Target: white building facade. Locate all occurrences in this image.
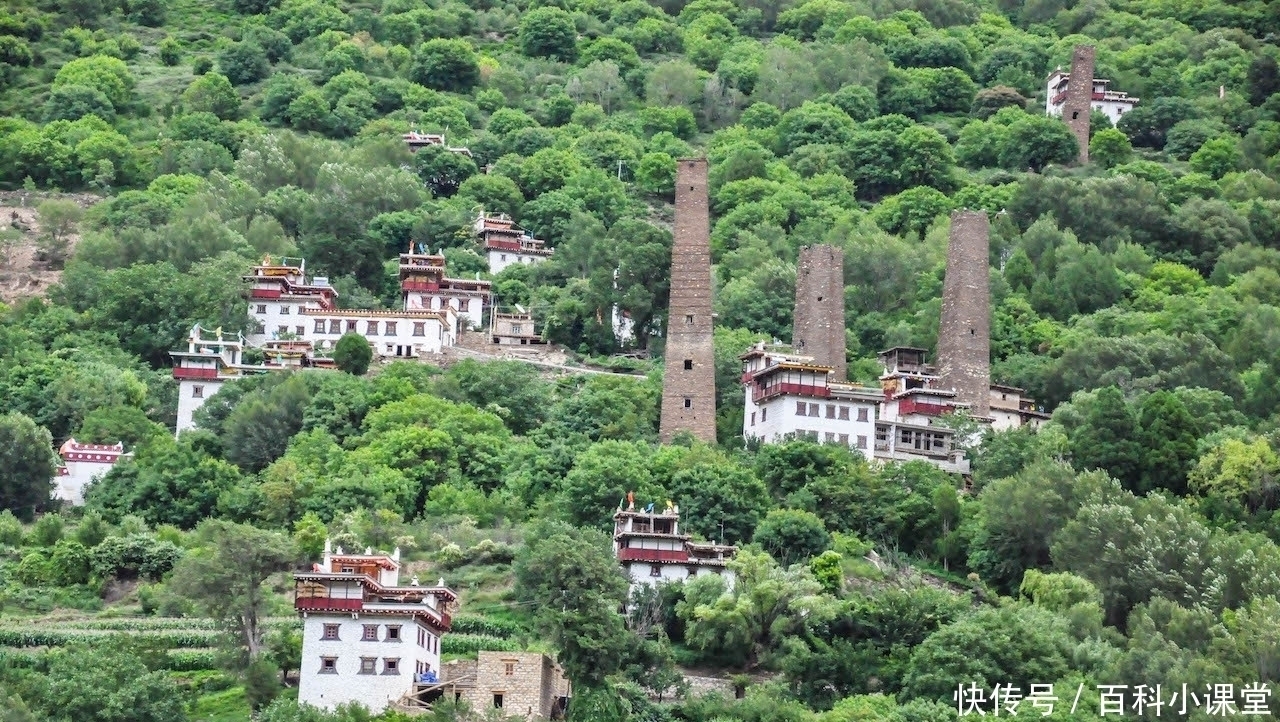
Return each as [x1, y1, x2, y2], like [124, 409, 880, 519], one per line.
[295, 544, 456, 713]
[54, 439, 129, 505]
[1046, 70, 1139, 126]
[613, 502, 735, 596]
[474, 211, 553, 275]
[741, 344, 881, 457]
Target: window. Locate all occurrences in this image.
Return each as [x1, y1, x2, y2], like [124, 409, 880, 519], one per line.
[330, 320, 341, 334]
[839, 434, 849, 445]
[359, 657, 377, 675]
[493, 693, 504, 708]
[277, 325, 288, 335]
[413, 322, 425, 336]
[750, 412, 756, 426]
[256, 304, 267, 314]
[460, 299, 470, 312]
[385, 625, 401, 642]
[857, 435, 868, 449]
[761, 407, 766, 421]
[683, 397, 692, 408]
[511, 324, 523, 334]
[296, 325, 305, 336]
[825, 404, 835, 419]
[383, 658, 400, 675]
[685, 314, 694, 324]
[384, 322, 397, 336]
[366, 321, 378, 335]
[1071, 110, 1079, 120]
[320, 657, 338, 674]
[500, 254, 507, 261]
[504, 661, 515, 676]
[322, 624, 340, 640]
[684, 359, 693, 370]
[314, 320, 326, 333]
[808, 403, 819, 416]
[858, 408, 869, 422]
[346, 320, 357, 332]
[838, 406, 849, 420]
[280, 305, 290, 315]
[650, 565, 662, 576]
[192, 385, 204, 399]
[796, 401, 807, 416]
[363, 625, 379, 641]
[825, 432, 836, 442]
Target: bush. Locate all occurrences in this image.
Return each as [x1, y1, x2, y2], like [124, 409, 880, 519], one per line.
[158, 37, 181, 66]
[192, 56, 213, 75]
[218, 42, 270, 85]
[520, 7, 578, 62]
[90, 534, 183, 581]
[31, 513, 64, 547]
[333, 333, 372, 376]
[0, 510, 24, 546]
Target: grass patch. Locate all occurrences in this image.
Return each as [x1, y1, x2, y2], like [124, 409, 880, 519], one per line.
[190, 686, 250, 722]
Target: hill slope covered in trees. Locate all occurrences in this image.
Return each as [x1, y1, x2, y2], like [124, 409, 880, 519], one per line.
[2, 0, 1280, 720]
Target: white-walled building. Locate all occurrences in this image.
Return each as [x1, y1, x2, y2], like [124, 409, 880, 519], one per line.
[54, 439, 129, 505]
[171, 326, 282, 433]
[741, 343, 881, 457]
[1046, 69, 1139, 126]
[613, 500, 735, 595]
[989, 384, 1050, 431]
[403, 131, 473, 157]
[473, 211, 553, 275]
[874, 348, 971, 475]
[490, 307, 545, 346]
[399, 248, 488, 331]
[295, 543, 457, 714]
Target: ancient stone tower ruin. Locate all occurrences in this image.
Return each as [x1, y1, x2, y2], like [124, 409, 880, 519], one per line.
[792, 245, 846, 381]
[1062, 44, 1096, 165]
[660, 158, 717, 443]
[936, 210, 991, 419]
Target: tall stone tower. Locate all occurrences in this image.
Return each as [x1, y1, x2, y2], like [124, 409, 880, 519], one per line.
[936, 210, 991, 419]
[1062, 44, 1096, 165]
[792, 245, 846, 381]
[659, 158, 717, 443]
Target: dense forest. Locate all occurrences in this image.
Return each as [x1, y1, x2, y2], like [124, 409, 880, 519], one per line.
[2, 0, 1280, 719]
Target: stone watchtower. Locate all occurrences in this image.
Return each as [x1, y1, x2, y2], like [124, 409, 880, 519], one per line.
[935, 211, 991, 419]
[659, 158, 717, 443]
[792, 245, 846, 381]
[1062, 45, 1096, 164]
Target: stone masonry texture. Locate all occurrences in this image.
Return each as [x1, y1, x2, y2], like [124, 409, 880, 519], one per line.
[793, 245, 847, 381]
[1063, 44, 1096, 165]
[660, 158, 717, 443]
[936, 210, 991, 419]
[442, 652, 568, 720]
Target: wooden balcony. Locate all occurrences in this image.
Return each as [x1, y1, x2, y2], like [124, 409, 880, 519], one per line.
[618, 548, 689, 563]
[173, 367, 219, 380]
[295, 597, 363, 612]
[752, 383, 831, 403]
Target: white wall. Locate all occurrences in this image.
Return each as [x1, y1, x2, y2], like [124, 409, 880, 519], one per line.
[403, 292, 484, 331]
[306, 313, 452, 357]
[249, 296, 315, 345]
[486, 249, 546, 275]
[743, 391, 877, 460]
[177, 379, 223, 434]
[299, 615, 441, 713]
[55, 461, 114, 505]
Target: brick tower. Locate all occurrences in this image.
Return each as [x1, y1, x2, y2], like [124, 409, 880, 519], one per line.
[792, 245, 846, 381]
[935, 210, 990, 419]
[1062, 45, 1096, 164]
[660, 158, 717, 443]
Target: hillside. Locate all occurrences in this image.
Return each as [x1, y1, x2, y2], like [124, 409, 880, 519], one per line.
[2, 0, 1280, 720]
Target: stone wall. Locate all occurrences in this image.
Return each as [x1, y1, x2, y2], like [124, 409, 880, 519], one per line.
[660, 158, 717, 443]
[1063, 44, 1096, 164]
[445, 652, 567, 720]
[792, 244, 846, 380]
[935, 211, 991, 419]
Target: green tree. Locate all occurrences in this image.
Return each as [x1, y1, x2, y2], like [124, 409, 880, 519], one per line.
[414, 144, 478, 197]
[514, 520, 632, 686]
[1089, 127, 1132, 169]
[333, 332, 372, 376]
[27, 643, 188, 722]
[753, 508, 832, 566]
[158, 37, 181, 66]
[42, 84, 116, 123]
[218, 42, 270, 86]
[411, 39, 479, 93]
[1189, 136, 1243, 179]
[0, 413, 57, 520]
[680, 548, 828, 670]
[1069, 386, 1142, 490]
[181, 73, 241, 120]
[36, 199, 82, 268]
[169, 520, 297, 659]
[1135, 390, 1200, 496]
[52, 55, 134, 111]
[520, 7, 579, 62]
